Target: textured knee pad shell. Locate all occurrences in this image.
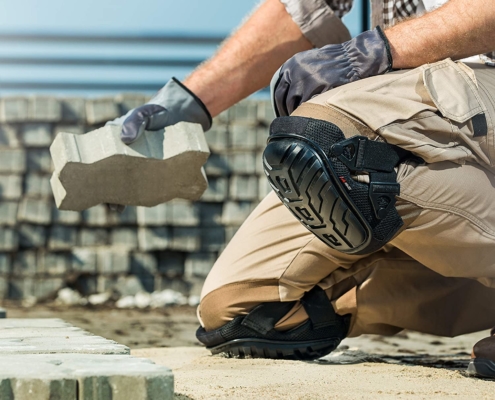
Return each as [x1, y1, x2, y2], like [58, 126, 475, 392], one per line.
[263, 116, 411, 255]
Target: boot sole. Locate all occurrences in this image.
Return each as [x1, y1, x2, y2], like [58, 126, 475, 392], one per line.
[467, 358, 495, 378]
[208, 337, 341, 360]
[263, 136, 368, 253]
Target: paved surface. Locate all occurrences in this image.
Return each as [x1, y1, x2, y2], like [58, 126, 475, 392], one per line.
[0, 318, 173, 399]
[50, 122, 210, 211]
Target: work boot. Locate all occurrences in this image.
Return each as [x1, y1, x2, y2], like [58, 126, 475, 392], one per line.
[467, 328, 495, 378]
[196, 286, 350, 360]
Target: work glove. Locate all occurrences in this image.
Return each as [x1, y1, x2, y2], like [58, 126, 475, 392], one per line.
[107, 77, 212, 144]
[272, 27, 393, 117]
[105, 78, 211, 212]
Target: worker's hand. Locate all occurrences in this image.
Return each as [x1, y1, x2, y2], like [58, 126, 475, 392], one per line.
[107, 77, 212, 144]
[272, 27, 393, 117]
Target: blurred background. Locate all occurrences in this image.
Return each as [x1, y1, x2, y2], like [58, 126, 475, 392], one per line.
[0, 0, 367, 96]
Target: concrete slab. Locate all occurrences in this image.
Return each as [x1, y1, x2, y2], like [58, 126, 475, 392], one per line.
[0, 318, 129, 354]
[0, 319, 173, 399]
[50, 122, 210, 211]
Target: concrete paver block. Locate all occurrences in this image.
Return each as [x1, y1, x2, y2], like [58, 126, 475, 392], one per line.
[85, 98, 119, 124]
[200, 176, 228, 202]
[137, 204, 168, 226]
[17, 198, 51, 225]
[0, 202, 19, 226]
[48, 225, 77, 250]
[0, 309, 5, 318]
[24, 174, 52, 198]
[0, 125, 20, 148]
[27, 149, 53, 173]
[0, 97, 28, 122]
[229, 175, 259, 201]
[78, 228, 108, 247]
[0, 175, 22, 200]
[21, 123, 53, 147]
[50, 122, 210, 211]
[138, 227, 170, 252]
[0, 229, 18, 252]
[61, 98, 86, 122]
[18, 224, 46, 248]
[27, 97, 62, 122]
[0, 149, 26, 173]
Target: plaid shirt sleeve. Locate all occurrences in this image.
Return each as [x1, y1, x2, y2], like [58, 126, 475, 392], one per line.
[383, 0, 420, 27]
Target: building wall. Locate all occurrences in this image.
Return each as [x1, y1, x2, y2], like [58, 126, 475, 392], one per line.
[0, 94, 275, 301]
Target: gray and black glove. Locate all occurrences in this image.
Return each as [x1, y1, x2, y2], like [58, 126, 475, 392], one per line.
[108, 77, 212, 144]
[272, 27, 393, 117]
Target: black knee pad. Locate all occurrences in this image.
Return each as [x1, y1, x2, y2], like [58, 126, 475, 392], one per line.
[196, 286, 350, 360]
[263, 116, 414, 255]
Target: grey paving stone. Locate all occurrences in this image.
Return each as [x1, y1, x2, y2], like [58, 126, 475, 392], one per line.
[204, 125, 228, 152]
[131, 252, 158, 276]
[212, 109, 229, 125]
[52, 205, 81, 225]
[185, 252, 217, 278]
[0, 228, 18, 251]
[85, 97, 120, 125]
[0, 278, 8, 300]
[17, 198, 51, 225]
[48, 226, 78, 251]
[17, 224, 45, 248]
[20, 123, 53, 147]
[110, 228, 138, 249]
[157, 252, 184, 278]
[12, 251, 37, 277]
[199, 203, 223, 226]
[115, 93, 147, 114]
[136, 204, 168, 226]
[54, 124, 85, 136]
[0, 149, 26, 173]
[33, 278, 65, 300]
[0, 125, 20, 148]
[77, 228, 108, 247]
[82, 204, 108, 227]
[221, 201, 255, 225]
[0, 254, 10, 275]
[27, 149, 53, 173]
[138, 227, 170, 252]
[229, 175, 259, 201]
[255, 150, 265, 175]
[230, 124, 260, 149]
[27, 97, 61, 122]
[170, 227, 200, 252]
[203, 153, 230, 176]
[24, 174, 52, 198]
[72, 248, 97, 274]
[229, 101, 258, 124]
[0, 354, 173, 400]
[0, 202, 18, 226]
[0, 308, 5, 318]
[201, 227, 225, 252]
[9, 277, 34, 299]
[96, 248, 129, 275]
[50, 123, 210, 211]
[38, 252, 71, 276]
[0, 175, 22, 200]
[61, 98, 86, 122]
[75, 276, 97, 296]
[228, 151, 257, 174]
[259, 176, 273, 200]
[107, 205, 137, 225]
[200, 176, 228, 202]
[0, 97, 28, 122]
[167, 200, 199, 226]
[225, 226, 241, 243]
[257, 100, 276, 124]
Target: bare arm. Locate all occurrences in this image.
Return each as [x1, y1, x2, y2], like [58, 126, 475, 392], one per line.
[183, 0, 312, 117]
[387, 0, 495, 68]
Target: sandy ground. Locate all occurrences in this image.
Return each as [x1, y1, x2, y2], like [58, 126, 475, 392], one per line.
[3, 303, 495, 398]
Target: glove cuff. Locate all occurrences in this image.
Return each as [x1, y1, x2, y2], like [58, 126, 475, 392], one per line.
[375, 26, 393, 72]
[171, 78, 212, 130]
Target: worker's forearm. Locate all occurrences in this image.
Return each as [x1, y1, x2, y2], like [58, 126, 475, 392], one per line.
[183, 0, 312, 117]
[387, 0, 495, 68]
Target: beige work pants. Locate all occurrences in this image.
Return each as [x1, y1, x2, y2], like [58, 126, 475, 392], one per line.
[199, 59, 495, 338]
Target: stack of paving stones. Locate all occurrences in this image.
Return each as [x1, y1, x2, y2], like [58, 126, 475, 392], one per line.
[0, 317, 173, 399]
[0, 95, 275, 302]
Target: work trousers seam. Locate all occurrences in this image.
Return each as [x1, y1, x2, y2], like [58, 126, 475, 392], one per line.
[398, 193, 495, 238]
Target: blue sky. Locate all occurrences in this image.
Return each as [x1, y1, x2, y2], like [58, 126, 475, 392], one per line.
[0, 1, 363, 96]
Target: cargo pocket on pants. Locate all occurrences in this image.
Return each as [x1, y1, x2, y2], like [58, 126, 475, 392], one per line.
[423, 59, 493, 165]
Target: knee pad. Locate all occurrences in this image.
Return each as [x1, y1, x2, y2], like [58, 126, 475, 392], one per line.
[263, 116, 414, 255]
[196, 286, 350, 360]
